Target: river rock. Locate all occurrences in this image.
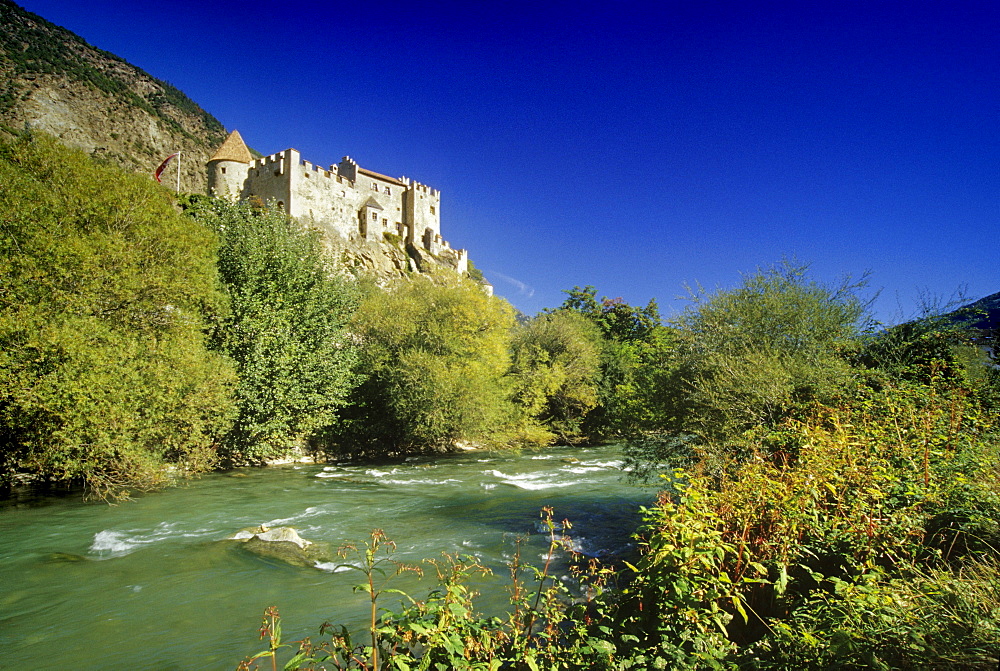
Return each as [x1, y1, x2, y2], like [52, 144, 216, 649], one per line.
[44, 552, 89, 563]
[226, 525, 333, 568]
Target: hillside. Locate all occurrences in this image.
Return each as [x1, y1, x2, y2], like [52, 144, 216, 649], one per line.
[0, 1, 483, 284]
[0, 0, 225, 193]
[953, 291, 1000, 331]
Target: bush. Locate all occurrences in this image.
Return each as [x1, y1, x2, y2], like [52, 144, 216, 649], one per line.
[329, 275, 517, 457]
[671, 260, 870, 453]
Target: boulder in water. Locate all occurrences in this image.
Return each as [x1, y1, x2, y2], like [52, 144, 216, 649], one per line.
[226, 525, 332, 568]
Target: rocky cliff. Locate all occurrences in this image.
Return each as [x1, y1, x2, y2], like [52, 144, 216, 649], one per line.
[0, 0, 226, 193]
[325, 231, 472, 281]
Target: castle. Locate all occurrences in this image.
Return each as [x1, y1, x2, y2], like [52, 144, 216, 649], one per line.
[207, 130, 468, 274]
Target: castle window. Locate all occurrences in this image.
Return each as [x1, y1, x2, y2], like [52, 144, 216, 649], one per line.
[372, 211, 378, 221]
[304, 171, 310, 178]
[221, 166, 227, 174]
[384, 186, 391, 195]
[430, 205, 436, 215]
[371, 183, 379, 191]
[382, 218, 388, 226]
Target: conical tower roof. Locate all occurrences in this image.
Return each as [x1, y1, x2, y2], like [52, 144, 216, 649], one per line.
[209, 129, 253, 163]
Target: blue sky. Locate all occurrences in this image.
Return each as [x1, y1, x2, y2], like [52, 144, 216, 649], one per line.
[18, 0, 999, 323]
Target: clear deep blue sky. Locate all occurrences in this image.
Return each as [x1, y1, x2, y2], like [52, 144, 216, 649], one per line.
[18, 0, 999, 323]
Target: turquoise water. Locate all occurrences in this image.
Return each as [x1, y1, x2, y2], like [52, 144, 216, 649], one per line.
[0, 444, 652, 669]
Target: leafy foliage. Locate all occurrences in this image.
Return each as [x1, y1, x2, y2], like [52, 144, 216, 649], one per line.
[625, 260, 871, 475]
[559, 285, 663, 343]
[675, 260, 869, 446]
[620, 375, 999, 670]
[587, 324, 681, 442]
[509, 310, 604, 443]
[189, 198, 360, 465]
[549, 286, 682, 443]
[329, 275, 517, 456]
[0, 133, 235, 498]
[239, 511, 623, 671]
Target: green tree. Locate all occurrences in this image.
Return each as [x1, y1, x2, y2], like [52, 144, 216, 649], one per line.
[557, 286, 680, 442]
[589, 325, 682, 440]
[625, 260, 871, 474]
[0, 133, 235, 498]
[559, 285, 662, 343]
[510, 310, 604, 443]
[674, 259, 869, 452]
[330, 275, 516, 456]
[188, 198, 360, 465]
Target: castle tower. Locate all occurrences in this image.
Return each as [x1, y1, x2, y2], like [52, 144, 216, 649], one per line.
[207, 129, 253, 199]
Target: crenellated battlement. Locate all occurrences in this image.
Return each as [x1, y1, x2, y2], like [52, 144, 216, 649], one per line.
[300, 160, 350, 182]
[207, 130, 469, 277]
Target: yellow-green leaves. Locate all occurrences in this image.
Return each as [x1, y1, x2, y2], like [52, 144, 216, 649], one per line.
[0, 133, 235, 498]
[332, 275, 516, 455]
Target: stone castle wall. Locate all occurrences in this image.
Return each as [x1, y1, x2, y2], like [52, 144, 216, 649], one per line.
[208, 144, 460, 271]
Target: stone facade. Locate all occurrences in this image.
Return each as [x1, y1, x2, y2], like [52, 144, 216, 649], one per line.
[207, 130, 467, 273]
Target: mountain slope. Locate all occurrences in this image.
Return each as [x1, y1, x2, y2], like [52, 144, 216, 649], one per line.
[0, 0, 226, 193]
[951, 291, 1000, 332]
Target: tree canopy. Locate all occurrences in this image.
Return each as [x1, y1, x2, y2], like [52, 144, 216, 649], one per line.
[510, 309, 604, 443]
[188, 198, 360, 465]
[329, 275, 517, 456]
[0, 133, 235, 498]
[673, 260, 870, 444]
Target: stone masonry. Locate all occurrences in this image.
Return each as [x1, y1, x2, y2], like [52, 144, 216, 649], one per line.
[207, 130, 468, 274]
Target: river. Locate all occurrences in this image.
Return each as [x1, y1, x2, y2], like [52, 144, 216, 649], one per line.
[0, 444, 653, 669]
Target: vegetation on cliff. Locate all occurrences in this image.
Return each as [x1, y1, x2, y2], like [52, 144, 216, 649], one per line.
[0, 1, 226, 192]
[0, 0, 222, 138]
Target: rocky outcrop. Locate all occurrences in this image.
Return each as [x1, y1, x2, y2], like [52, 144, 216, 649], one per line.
[324, 232, 469, 282]
[226, 525, 334, 568]
[0, 1, 226, 193]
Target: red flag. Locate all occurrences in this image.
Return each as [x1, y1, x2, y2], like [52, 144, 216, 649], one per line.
[154, 152, 179, 183]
